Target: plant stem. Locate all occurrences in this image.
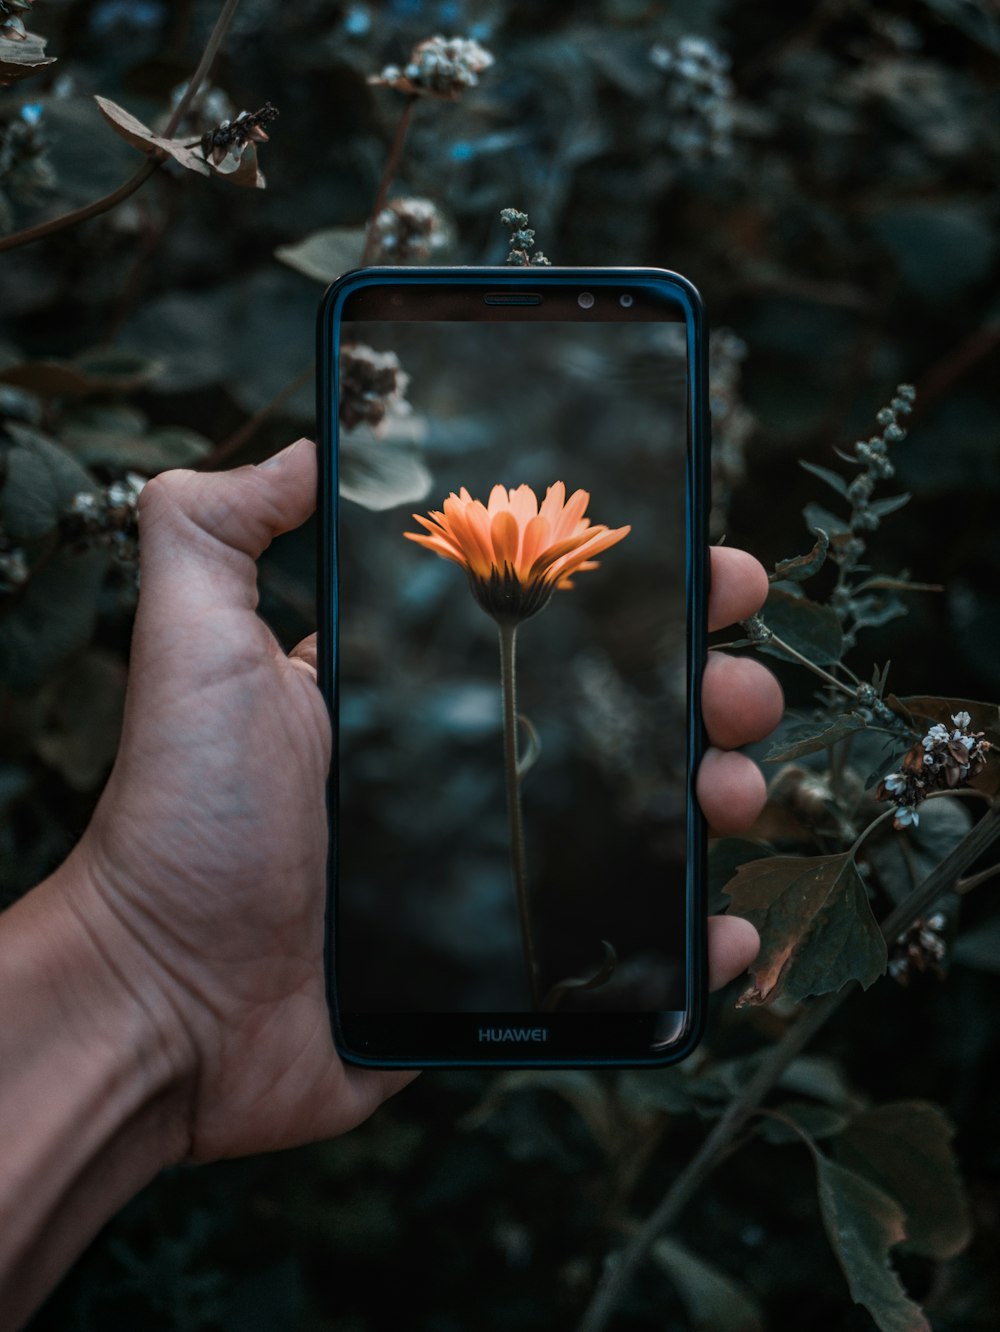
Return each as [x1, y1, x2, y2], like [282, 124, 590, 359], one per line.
[162, 0, 243, 137]
[498, 621, 541, 1009]
[199, 361, 315, 469]
[0, 163, 159, 254]
[0, 0, 243, 255]
[762, 632, 858, 701]
[575, 799, 1000, 1332]
[359, 95, 417, 266]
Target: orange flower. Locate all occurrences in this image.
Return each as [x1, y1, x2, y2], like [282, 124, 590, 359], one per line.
[404, 482, 631, 623]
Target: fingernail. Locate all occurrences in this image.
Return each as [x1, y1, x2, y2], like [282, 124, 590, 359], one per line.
[259, 437, 310, 470]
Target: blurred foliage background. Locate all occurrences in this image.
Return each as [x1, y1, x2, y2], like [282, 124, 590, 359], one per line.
[2, 0, 1000, 1328]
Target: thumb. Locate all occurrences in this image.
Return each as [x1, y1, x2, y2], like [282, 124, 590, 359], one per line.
[136, 437, 317, 615]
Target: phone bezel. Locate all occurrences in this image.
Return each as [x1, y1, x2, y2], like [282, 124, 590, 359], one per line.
[317, 266, 709, 1068]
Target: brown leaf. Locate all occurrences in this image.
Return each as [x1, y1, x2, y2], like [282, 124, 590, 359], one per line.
[0, 30, 55, 87]
[724, 853, 886, 1006]
[94, 95, 211, 177]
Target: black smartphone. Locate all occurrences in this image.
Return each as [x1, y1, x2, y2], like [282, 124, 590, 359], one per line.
[317, 266, 709, 1068]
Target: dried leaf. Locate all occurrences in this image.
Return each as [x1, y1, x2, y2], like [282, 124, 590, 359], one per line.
[95, 96, 211, 177]
[708, 838, 775, 913]
[833, 1101, 971, 1261]
[653, 1238, 765, 1332]
[276, 227, 368, 284]
[0, 351, 163, 397]
[815, 1155, 931, 1332]
[0, 30, 54, 86]
[770, 527, 830, 583]
[724, 853, 886, 1006]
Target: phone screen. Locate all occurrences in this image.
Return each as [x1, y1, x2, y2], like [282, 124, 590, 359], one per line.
[324, 271, 705, 1064]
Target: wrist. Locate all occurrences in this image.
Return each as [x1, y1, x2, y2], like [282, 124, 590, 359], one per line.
[27, 844, 198, 1168]
[0, 848, 196, 1325]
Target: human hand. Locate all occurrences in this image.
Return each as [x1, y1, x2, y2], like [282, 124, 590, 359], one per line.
[49, 439, 777, 1164]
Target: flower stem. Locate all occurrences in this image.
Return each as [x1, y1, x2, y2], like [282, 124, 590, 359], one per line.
[359, 95, 417, 266]
[0, 0, 243, 255]
[498, 621, 541, 1009]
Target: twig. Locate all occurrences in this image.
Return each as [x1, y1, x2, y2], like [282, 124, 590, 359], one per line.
[359, 96, 417, 266]
[574, 802, 1000, 1332]
[199, 361, 315, 470]
[0, 0, 243, 255]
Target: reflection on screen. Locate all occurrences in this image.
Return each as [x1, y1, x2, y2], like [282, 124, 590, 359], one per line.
[337, 319, 688, 1015]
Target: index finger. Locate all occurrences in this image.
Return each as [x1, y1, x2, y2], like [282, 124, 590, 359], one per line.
[708, 546, 769, 633]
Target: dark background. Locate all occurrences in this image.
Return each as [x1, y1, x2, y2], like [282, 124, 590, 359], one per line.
[1, 1, 999, 1327]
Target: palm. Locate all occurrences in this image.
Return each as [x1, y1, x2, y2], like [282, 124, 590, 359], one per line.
[84, 463, 408, 1160]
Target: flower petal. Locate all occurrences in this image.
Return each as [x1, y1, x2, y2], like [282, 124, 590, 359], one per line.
[519, 514, 551, 573]
[539, 480, 567, 527]
[491, 509, 519, 569]
[548, 524, 631, 582]
[554, 488, 591, 539]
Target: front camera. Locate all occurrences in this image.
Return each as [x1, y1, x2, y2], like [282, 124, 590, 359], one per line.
[577, 292, 595, 309]
[619, 293, 634, 308]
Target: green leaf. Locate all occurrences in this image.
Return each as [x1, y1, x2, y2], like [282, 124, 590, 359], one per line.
[340, 436, 432, 512]
[804, 500, 851, 538]
[756, 1100, 851, 1144]
[653, 1237, 764, 1332]
[757, 586, 844, 667]
[833, 1101, 971, 1260]
[723, 853, 887, 1006]
[849, 592, 908, 631]
[61, 415, 211, 471]
[708, 838, 775, 913]
[867, 796, 972, 906]
[0, 546, 109, 692]
[0, 426, 96, 540]
[276, 227, 368, 285]
[778, 1055, 861, 1109]
[799, 460, 849, 498]
[815, 1155, 931, 1332]
[770, 528, 829, 584]
[765, 712, 868, 762]
[0, 30, 55, 86]
[615, 1067, 698, 1117]
[869, 493, 911, 519]
[871, 202, 996, 302]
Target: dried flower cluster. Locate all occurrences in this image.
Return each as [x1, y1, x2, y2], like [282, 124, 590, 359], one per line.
[649, 35, 735, 161]
[339, 344, 410, 432]
[200, 102, 278, 174]
[369, 35, 494, 100]
[61, 474, 147, 567]
[500, 208, 550, 267]
[0, 0, 36, 42]
[877, 711, 991, 828]
[371, 197, 450, 263]
[888, 914, 947, 984]
[0, 103, 53, 232]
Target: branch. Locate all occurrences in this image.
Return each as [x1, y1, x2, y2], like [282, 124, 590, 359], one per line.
[0, 0, 243, 254]
[575, 802, 1000, 1332]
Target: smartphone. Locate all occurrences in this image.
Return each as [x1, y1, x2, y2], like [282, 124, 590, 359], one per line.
[317, 266, 708, 1068]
